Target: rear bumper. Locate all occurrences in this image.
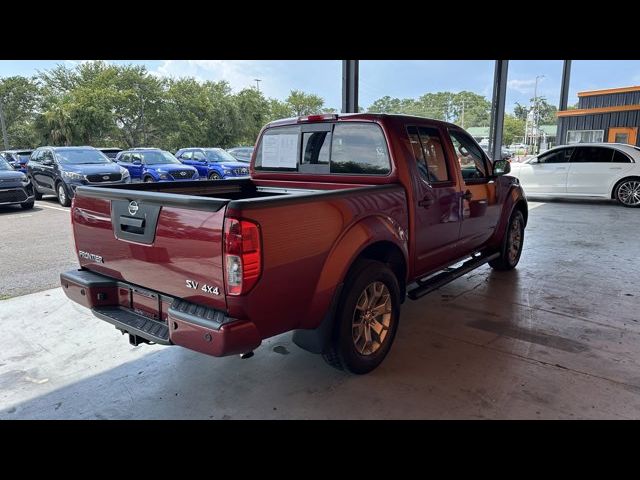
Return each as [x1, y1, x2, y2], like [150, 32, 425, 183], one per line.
[60, 269, 261, 357]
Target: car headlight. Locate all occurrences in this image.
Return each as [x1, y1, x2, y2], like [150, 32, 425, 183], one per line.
[223, 170, 232, 175]
[119, 167, 130, 178]
[157, 171, 169, 179]
[20, 175, 29, 185]
[62, 171, 85, 181]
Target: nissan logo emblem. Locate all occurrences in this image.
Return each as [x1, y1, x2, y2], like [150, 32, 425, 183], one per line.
[128, 201, 139, 216]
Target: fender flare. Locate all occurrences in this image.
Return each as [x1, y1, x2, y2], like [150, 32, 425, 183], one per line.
[293, 214, 408, 353]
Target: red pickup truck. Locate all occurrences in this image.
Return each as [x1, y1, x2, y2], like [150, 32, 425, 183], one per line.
[61, 113, 527, 374]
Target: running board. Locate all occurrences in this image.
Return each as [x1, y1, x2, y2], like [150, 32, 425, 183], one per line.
[407, 252, 500, 300]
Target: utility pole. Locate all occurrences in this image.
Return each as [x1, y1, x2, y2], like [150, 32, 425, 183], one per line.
[254, 79, 261, 93]
[0, 98, 8, 149]
[461, 99, 465, 128]
[533, 74, 545, 154]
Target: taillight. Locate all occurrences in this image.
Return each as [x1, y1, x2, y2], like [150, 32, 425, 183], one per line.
[223, 217, 262, 296]
[297, 114, 338, 123]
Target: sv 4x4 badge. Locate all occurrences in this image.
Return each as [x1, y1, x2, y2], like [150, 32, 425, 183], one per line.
[186, 279, 220, 295]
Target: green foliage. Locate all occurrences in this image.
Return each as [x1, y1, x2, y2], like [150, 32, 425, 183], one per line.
[366, 91, 490, 127]
[503, 114, 526, 146]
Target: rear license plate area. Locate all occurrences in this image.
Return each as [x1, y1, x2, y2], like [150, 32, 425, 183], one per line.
[131, 288, 161, 321]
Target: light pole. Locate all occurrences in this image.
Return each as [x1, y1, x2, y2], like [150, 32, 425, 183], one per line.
[254, 79, 261, 93]
[532, 74, 545, 154]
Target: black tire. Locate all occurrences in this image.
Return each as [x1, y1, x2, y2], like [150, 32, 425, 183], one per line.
[143, 176, 154, 183]
[56, 182, 71, 207]
[21, 200, 35, 210]
[613, 177, 640, 208]
[489, 209, 525, 271]
[208, 172, 222, 180]
[32, 178, 42, 200]
[322, 259, 401, 374]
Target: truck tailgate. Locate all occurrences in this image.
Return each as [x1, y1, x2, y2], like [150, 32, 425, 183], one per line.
[71, 186, 228, 311]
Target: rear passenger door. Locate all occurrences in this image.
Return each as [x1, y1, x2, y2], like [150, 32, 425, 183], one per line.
[446, 128, 501, 252]
[407, 125, 462, 275]
[566, 146, 633, 195]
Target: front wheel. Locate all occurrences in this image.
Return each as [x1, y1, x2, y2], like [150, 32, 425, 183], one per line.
[489, 209, 525, 271]
[143, 176, 154, 183]
[208, 172, 222, 180]
[614, 178, 640, 208]
[323, 259, 401, 374]
[32, 178, 42, 200]
[57, 182, 71, 207]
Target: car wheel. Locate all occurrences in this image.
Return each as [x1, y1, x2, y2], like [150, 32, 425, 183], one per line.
[31, 178, 42, 200]
[21, 200, 35, 210]
[614, 178, 640, 208]
[322, 259, 401, 374]
[208, 172, 222, 180]
[56, 182, 71, 207]
[143, 176, 154, 183]
[489, 209, 525, 271]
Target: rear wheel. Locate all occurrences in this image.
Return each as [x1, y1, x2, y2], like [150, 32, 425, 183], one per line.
[489, 210, 524, 271]
[614, 178, 640, 208]
[208, 172, 221, 180]
[56, 182, 71, 207]
[323, 259, 401, 374]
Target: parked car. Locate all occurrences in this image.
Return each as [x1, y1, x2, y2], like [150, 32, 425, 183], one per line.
[97, 148, 123, 160]
[508, 143, 529, 155]
[28, 146, 131, 207]
[1, 149, 32, 173]
[175, 148, 250, 179]
[226, 147, 254, 163]
[0, 156, 35, 210]
[116, 148, 199, 183]
[508, 142, 640, 207]
[481, 145, 512, 161]
[61, 113, 527, 374]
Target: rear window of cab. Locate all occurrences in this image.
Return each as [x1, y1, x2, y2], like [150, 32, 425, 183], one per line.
[254, 122, 391, 175]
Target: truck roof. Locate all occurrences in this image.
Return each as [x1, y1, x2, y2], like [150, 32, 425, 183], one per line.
[266, 112, 460, 129]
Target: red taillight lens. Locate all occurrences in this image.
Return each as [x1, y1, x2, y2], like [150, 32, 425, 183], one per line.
[297, 114, 338, 123]
[223, 218, 262, 296]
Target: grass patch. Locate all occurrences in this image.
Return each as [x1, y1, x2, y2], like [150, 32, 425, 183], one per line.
[0, 294, 12, 301]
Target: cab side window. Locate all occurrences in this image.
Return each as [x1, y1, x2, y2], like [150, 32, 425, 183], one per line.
[407, 126, 450, 183]
[447, 129, 488, 181]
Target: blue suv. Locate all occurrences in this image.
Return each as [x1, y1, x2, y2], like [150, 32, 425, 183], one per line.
[175, 148, 250, 180]
[116, 148, 199, 183]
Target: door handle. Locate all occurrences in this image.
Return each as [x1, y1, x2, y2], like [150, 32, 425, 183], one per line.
[418, 197, 434, 208]
[462, 190, 473, 201]
[609, 167, 623, 170]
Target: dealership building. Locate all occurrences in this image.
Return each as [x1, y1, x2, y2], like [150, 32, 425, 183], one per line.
[557, 85, 640, 146]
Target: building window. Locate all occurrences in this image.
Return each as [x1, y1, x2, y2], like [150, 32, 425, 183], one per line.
[566, 130, 604, 144]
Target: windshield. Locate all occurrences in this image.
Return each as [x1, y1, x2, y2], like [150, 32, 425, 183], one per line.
[205, 149, 237, 163]
[18, 153, 31, 162]
[57, 149, 112, 165]
[0, 158, 12, 170]
[142, 150, 181, 165]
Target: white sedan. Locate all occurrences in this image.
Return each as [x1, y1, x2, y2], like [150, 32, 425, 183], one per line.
[508, 143, 640, 207]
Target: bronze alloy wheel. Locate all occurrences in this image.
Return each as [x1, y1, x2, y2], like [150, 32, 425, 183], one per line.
[507, 215, 523, 264]
[352, 281, 392, 356]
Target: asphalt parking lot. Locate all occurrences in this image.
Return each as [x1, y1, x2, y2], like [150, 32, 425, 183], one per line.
[2, 195, 640, 419]
[0, 196, 76, 299]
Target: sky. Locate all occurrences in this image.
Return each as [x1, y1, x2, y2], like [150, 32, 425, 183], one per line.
[1, 60, 640, 114]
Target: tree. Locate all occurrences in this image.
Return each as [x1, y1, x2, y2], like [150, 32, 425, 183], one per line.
[285, 90, 324, 116]
[514, 97, 557, 125]
[0, 76, 41, 148]
[502, 114, 526, 146]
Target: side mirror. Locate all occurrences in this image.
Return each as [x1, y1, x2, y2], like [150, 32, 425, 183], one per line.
[493, 159, 511, 176]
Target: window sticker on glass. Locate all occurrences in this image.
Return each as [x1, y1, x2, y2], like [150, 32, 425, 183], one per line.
[262, 134, 298, 168]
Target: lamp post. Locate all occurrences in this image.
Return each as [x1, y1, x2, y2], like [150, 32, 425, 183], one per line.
[254, 79, 261, 93]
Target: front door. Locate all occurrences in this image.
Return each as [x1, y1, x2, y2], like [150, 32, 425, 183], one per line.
[408, 126, 461, 275]
[446, 128, 501, 253]
[519, 147, 572, 194]
[608, 127, 637, 145]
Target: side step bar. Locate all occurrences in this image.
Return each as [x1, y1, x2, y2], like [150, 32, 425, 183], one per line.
[407, 251, 500, 300]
